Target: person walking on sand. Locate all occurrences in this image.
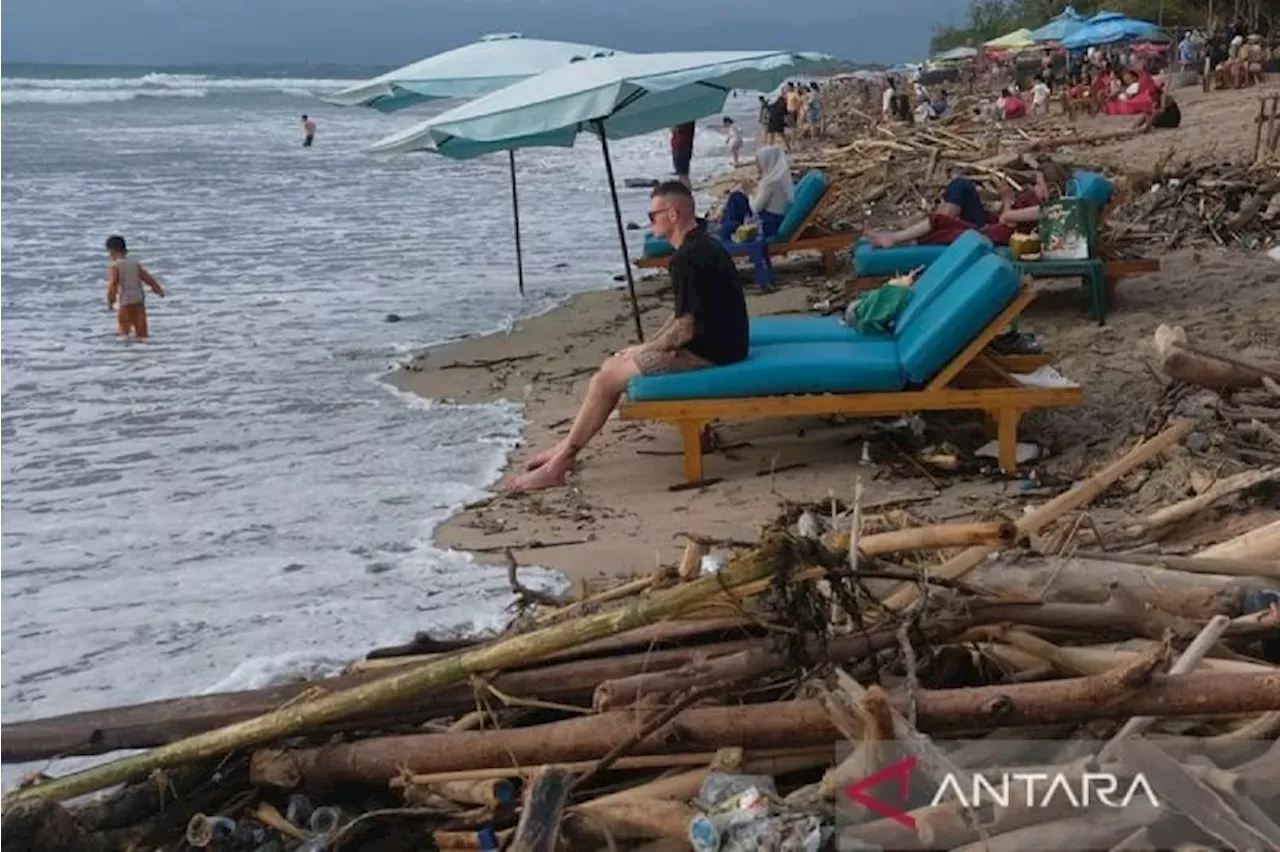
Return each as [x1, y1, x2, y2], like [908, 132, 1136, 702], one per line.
[505, 181, 747, 493]
[301, 114, 317, 147]
[105, 235, 165, 339]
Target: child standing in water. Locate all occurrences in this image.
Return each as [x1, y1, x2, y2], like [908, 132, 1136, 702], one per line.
[722, 117, 743, 166]
[105, 235, 165, 339]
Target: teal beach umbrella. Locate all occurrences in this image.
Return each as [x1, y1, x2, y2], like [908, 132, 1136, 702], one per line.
[327, 34, 626, 295]
[371, 50, 835, 341]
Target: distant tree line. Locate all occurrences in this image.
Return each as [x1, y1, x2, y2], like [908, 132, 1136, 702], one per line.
[929, 0, 1277, 54]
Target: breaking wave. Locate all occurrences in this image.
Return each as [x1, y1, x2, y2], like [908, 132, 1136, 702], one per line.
[1, 72, 357, 106]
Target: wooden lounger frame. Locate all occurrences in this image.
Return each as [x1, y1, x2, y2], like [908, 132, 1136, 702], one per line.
[635, 184, 849, 277]
[619, 284, 1082, 483]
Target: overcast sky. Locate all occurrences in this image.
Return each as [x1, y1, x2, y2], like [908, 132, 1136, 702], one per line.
[2, 0, 972, 67]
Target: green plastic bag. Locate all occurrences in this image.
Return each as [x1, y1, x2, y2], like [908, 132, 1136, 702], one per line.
[844, 284, 913, 335]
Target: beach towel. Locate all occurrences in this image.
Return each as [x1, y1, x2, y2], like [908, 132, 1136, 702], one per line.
[843, 283, 914, 335]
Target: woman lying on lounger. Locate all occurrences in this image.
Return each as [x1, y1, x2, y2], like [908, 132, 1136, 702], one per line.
[864, 162, 1068, 249]
[715, 145, 794, 242]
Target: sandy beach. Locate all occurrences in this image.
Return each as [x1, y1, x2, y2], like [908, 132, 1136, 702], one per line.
[393, 84, 1280, 587]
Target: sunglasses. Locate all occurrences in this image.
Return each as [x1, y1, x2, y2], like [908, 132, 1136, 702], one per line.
[648, 206, 672, 223]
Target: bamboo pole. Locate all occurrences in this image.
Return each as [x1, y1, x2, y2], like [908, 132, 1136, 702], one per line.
[2, 536, 801, 809]
[1120, 467, 1280, 538]
[1070, 551, 1280, 582]
[829, 520, 1016, 554]
[881, 420, 1195, 612]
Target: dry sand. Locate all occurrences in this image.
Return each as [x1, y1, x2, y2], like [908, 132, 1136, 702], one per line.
[391, 86, 1280, 587]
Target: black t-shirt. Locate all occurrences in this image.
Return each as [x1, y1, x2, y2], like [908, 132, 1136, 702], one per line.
[1153, 98, 1181, 129]
[767, 97, 788, 124]
[669, 229, 749, 365]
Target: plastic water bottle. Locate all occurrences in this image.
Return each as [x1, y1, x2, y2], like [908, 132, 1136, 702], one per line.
[689, 813, 722, 851]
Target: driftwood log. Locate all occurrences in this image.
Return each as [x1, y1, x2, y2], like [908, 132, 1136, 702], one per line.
[964, 556, 1269, 618]
[250, 671, 1280, 789]
[1197, 519, 1280, 560]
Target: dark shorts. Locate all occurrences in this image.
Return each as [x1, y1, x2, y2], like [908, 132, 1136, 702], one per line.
[635, 347, 714, 376]
[767, 116, 786, 134]
[672, 146, 692, 176]
[785, 111, 797, 128]
[303, 135, 314, 147]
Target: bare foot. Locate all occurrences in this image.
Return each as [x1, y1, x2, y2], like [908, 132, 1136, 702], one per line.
[522, 444, 561, 472]
[503, 459, 571, 493]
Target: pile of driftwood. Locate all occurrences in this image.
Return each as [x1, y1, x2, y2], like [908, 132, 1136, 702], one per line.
[3, 410, 1278, 851]
[1108, 162, 1280, 251]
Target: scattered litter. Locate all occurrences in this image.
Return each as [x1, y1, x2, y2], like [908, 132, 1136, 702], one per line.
[976, 440, 1043, 464]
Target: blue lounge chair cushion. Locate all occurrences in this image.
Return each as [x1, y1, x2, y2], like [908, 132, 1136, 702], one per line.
[853, 240, 947, 276]
[892, 230, 993, 332]
[626, 339, 904, 402]
[895, 253, 1020, 385]
[750, 230, 993, 347]
[771, 170, 829, 244]
[643, 232, 674, 259]
[853, 237, 1012, 278]
[749, 315, 865, 346]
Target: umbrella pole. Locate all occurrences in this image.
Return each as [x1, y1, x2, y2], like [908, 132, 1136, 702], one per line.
[594, 121, 645, 343]
[509, 150, 525, 297]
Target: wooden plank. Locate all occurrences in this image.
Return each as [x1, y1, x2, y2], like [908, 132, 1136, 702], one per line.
[621, 385, 1081, 423]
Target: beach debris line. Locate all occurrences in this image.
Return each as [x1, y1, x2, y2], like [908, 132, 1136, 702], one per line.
[3, 409, 1280, 850]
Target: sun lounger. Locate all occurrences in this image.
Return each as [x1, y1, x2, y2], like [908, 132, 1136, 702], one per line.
[619, 240, 1082, 482]
[748, 231, 1052, 372]
[635, 170, 852, 278]
[848, 171, 1159, 323]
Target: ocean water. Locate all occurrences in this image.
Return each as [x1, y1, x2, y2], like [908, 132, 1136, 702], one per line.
[0, 64, 746, 775]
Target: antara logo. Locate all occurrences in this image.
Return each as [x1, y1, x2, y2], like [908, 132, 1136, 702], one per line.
[844, 756, 1161, 829]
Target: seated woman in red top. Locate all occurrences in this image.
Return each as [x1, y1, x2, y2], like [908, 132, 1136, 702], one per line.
[1104, 69, 1156, 116]
[864, 162, 1068, 248]
[998, 88, 1027, 119]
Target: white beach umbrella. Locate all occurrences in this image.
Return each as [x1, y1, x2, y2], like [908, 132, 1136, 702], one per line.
[325, 33, 623, 112]
[371, 50, 835, 341]
[327, 34, 626, 295]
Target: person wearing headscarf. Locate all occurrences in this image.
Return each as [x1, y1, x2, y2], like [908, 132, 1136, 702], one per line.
[716, 145, 795, 242]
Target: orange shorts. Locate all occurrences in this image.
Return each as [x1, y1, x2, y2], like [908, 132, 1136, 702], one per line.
[117, 303, 149, 338]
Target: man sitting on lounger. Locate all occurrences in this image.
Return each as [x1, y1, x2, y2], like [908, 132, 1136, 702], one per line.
[864, 162, 1068, 248]
[506, 181, 748, 492]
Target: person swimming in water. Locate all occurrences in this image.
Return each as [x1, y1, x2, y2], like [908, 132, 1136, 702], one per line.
[301, 114, 317, 147]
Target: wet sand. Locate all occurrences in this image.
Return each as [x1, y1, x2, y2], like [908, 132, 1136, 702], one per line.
[391, 84, 1280, 586]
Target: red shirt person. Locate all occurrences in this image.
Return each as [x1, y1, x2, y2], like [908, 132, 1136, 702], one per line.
[670, 122, 696, 187]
